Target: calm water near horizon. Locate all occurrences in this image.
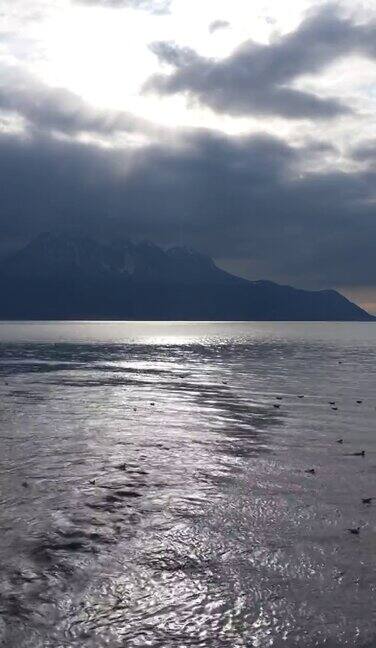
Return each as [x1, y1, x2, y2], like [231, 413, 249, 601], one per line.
[1, 321, 376, 647]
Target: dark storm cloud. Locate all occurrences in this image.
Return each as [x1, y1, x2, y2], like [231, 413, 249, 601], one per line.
[351, 140, 376, 163]
[146, 4, 376, 119]
[209, 20, 231, 34]
[1, 124, 376, 292]
[0, 66, 159, 136]
[75, 0, 171, 13]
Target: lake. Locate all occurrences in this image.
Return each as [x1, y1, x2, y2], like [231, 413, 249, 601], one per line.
[0, 321, 375, 647]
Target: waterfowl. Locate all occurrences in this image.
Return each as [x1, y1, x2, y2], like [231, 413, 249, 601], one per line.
[298, 395, 304, 399]
[337, 439, 343, 444]
[276, 396, 283, 400]
[353, 451, 365, 457]
[362, 497, 372, 504]
[356, 400, 363, 405]
[329, 401, 336, 405]
[331, 407, 338, 411]
[348, 527, 360, 535]
[305, 468, 316, 475]
[22, 481, 28, 488]
[273, 404, 281, 409]
[89, 479, 96, 485]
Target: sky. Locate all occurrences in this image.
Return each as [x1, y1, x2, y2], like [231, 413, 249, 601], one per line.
[1, 0, 376, 311]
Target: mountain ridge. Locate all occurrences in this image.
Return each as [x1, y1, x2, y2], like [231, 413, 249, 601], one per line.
[0, 232, 373, 321]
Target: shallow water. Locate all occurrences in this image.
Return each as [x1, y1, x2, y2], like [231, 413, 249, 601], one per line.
[0, 321, 376, 648]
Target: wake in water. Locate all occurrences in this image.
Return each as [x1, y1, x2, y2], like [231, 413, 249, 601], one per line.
[0, 322, 375, 647]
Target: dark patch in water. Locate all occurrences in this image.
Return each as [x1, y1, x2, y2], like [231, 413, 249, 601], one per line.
[114, 490, 142, 498]
[85, 502, 116, 513]
[105, 494, 121, 503]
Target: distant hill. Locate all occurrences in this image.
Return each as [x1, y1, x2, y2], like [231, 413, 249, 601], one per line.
[0, 232, 373, 321]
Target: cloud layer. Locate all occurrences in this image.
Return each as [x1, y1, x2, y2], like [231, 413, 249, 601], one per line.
[0, 66, 161, 137]
[146, 5, 376, 119]
[209, 20, 231, 34]
[0, 118, 375, 293]
[0, 0, 376, 309]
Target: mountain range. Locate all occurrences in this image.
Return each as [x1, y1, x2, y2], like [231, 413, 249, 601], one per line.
[0, 232, 372, 321]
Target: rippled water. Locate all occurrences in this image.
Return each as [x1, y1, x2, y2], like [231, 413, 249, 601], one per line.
[0, 321, 376, 648]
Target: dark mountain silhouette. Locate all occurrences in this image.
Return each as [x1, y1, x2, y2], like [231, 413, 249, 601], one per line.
[0, 232, 373, 321]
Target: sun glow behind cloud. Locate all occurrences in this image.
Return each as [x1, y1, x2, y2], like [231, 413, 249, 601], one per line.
[10, 0, 326, 135]
[2, 0, 370, 147]
[2, 0, 375, 133]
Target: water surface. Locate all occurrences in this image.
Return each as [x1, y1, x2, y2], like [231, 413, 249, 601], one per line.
[0, 321, 375, 647]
